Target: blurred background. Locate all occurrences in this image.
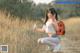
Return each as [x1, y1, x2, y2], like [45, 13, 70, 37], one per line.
[0, 0, 80, 53]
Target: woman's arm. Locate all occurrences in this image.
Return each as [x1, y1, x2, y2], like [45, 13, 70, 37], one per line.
[52, 21, 59, 32]
[34, 28, 45, 32]
[33, 24, 46, 33]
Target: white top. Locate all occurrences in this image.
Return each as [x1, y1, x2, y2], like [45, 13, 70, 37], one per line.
[42, 19, 56, 34]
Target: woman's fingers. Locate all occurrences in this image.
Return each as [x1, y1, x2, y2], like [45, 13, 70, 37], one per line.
[33, 24, 37, 30]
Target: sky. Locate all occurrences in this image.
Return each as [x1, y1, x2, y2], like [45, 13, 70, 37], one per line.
[32, 0, 54, 4]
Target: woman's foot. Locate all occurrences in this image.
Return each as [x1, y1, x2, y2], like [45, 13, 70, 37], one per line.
[53, 43, 62, 53]
[46, 45, 53, 51]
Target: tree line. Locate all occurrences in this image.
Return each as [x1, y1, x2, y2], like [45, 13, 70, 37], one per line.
[0, 0, 80, 19]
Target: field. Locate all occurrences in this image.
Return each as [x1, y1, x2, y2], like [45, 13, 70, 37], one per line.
[0, 11, 80, 53]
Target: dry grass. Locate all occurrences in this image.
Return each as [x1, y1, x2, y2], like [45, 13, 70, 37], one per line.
[0, 11, 80, 53]
[61, 17, 80, 53]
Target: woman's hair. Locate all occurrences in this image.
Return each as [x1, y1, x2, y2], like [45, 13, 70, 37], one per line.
[44, 8, 58, 24]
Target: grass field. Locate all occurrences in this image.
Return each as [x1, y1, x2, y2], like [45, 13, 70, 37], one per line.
[0, 11, 80, 53]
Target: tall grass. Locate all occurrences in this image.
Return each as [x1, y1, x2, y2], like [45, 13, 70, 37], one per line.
[0, 11, 80, 53]
[0, 11, 45, 53]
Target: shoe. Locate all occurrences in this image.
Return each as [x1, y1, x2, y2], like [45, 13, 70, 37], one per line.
[53, 44, 62, 53]
[46, 45, 54, 51]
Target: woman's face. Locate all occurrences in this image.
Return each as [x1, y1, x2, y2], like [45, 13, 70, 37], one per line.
[47, 11, 54, 19]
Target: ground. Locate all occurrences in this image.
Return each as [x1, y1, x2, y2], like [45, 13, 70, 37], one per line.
[0, 12, 80, 53]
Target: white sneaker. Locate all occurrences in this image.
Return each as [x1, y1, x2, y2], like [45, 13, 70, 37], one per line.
[53, 44, 62, 53]
[46, 45, 54, 51]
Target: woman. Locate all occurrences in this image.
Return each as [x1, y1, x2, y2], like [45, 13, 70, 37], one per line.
[33, 8, 62, 52]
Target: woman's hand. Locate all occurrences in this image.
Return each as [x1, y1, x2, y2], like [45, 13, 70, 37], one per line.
[52, 21, 59, 32]
[33, 24, 37, 31]
[32, 24, 45, 32]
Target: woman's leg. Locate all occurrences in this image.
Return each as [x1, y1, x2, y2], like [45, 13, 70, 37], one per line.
[37, 37, 60, 49]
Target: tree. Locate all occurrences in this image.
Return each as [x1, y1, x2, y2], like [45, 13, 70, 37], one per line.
[50, 0, 80, 18]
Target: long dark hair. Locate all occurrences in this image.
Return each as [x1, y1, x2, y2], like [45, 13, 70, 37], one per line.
[44, 8, 58, 24]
